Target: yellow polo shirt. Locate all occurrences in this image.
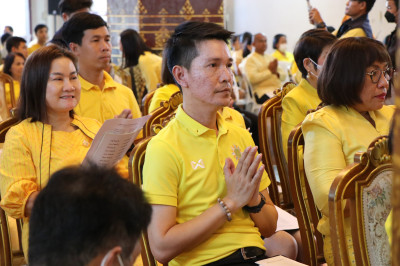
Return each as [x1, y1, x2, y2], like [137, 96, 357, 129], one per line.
[281, 78, 320, 159]
[27, 43, 42, 55]
[220, 106, 246, 129]
[148, 84, 180, 113]
[333, 28, 367, 39]
[75, 71, 141, 123]
[143, 106, 270, 266]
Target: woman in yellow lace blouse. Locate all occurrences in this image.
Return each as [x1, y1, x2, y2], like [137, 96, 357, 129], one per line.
[302, 37, 395, 265]
[0, 45, 126, 258]
[3, 52, 25, 108]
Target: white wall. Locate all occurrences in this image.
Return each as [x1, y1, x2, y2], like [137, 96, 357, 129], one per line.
[224, 0, 395, 54]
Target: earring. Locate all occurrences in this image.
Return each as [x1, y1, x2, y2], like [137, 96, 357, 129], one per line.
[307, 72, 310, 80]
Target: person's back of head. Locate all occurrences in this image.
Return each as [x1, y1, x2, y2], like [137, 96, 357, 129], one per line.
[28, 164, 152, 266]
[294, 29, 337, 79]
[5, 36, 26, 53]
[240, 31, 252, 58]
[120, 29, 151, 68]
[62, 12, 108, 46]
[58, 0, 93, 18]
[165, 21, 233, 88]
[1, 33, 11, 45]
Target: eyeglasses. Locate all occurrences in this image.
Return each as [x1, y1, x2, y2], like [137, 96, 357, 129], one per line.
[365, 68, 394, 84]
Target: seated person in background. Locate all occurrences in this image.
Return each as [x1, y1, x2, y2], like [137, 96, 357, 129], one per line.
[240, 33, 285, 104]
[0, 45, 128, 258]
[50, 0, 93, 48]
[62, 13, 142, 124]
[271, 34, 294, 64]
[0, 33, 11, 61]
[281, 29, 336, 159]
[302, 37, 394, 265]
[241, 32, 253, 59]
[28, 164, 152, 266]
[1, 36, 28, 72]
[120, 29, 162, 96]
[143, 21, 301, 265]
[28, 24, 48, 55]
[309, 0, 375, 39]
[3, 52, 25, 107]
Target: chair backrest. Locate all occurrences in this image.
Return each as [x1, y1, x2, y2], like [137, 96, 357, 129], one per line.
[287, 124, 325, 266]
[142, 91, 182, 138]
[0, 117, 19, 144]
[142, 90, 156, 116]
[329, 136, 392, 266]
[258, 82, 296, 210]
[0, 73, 15, 120]
[128, 137, 158, 266]
[240, 74, 260, 114]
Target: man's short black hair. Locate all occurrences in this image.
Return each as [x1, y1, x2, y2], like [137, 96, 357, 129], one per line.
[361, 0, 376, 13]
[34, 24, 48, 34]
[294, 29, 337, 79]
[58, 0, 93, 15]
[165, 21, 233, 88]
[29, 164, 152, 266]
[5, 36, 26, 53]
[62, 12, 108, 46]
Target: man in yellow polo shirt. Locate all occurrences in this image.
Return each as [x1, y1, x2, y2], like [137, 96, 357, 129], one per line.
[62, 12, 141, 123]
[143, 21, 278, 266]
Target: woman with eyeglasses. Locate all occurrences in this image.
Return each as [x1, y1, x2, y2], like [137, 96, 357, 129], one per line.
[281, 29, 337, 159]
[302, 37, 395, 265]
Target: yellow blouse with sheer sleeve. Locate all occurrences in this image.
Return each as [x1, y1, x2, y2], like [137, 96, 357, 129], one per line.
[302, 105, 394, 264]
[0, 115, 128, 256]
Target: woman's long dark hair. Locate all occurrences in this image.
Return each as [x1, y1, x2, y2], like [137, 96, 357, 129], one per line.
[120, 29, 152, 68]
[18, 45, 78, 122]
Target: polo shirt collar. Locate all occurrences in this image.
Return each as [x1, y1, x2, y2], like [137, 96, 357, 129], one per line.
[175, 105, 228, 137]
[79, 71, 117, 91]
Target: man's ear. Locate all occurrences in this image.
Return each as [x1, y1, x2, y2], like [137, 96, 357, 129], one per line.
[62, 13, 69, 22]
[100, 246, 122, 266]
[69, 43, 80, 55]
[359, 1, 367, 12]
[10, 47, 17, 53]
[172, 65, 188, 89]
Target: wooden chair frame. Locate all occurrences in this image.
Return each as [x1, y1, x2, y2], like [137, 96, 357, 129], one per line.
[129, 137, 158, 266]
[142, 90, 156, 116]
[287, 124, 325, 266]
[329, 136, 392, 266]
[0, 73, 15, 120]
[258, 82, 296, 210]
[143, 91, 182, 138]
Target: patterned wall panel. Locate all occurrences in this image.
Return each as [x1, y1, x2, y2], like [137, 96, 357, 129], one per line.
[107, 0, 224, 65]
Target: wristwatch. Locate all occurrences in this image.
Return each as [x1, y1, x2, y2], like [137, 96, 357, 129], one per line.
[243, 192, 266, 213]
[316, 22, 326, 29]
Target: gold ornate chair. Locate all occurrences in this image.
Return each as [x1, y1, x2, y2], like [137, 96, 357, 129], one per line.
[329, 136, 392, 266]
[0, 73, 16, 120]
[287, 124, 325, 266]
[142, 90, 156, 116]
[142, 91, 182, 138]
[258, 82, 296, 210]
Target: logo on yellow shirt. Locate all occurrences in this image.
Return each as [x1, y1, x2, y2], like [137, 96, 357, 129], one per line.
[231, 145, 242, 160]
[191, 159, 205, 170]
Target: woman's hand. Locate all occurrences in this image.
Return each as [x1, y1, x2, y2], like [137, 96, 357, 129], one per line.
[25, 191, 39, 217]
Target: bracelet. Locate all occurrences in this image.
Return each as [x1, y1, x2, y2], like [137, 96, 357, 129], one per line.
[217, 198, 232, 222]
